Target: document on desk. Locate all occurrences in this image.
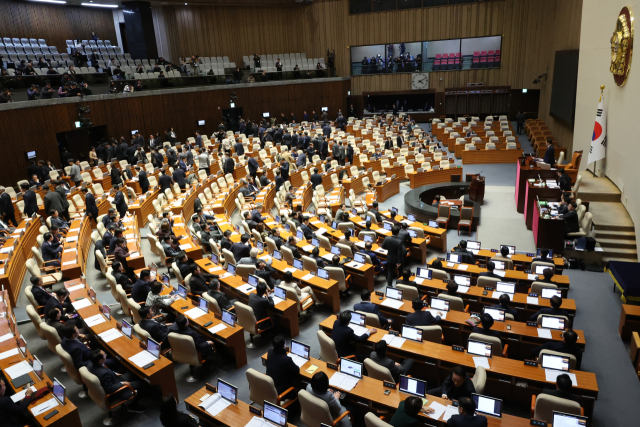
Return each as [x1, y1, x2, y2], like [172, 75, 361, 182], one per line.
[321, 254, 334, 261]
[179, 243, 192, 250]
[129, 350, 157, 368]
[66, 236, 78, 242]
[6, 360, 34, 379]
[329, 372, 359, 391]
[457, 264, 469, 271]
[545, 369, 577, 386]
[381, 298, 404, 309]
[375, 248, 388, 254]
[72, 298, 92, 310]
[348, 323, 369, 336]
[125, 234, 135, 239]
[300, 245, 314, 252]
[67, 284, 85, 292]
[62, 260, 76, 266]
[208, 266, 224, 273]
[208, 323, 227, 335]
[236, 284, 256, 294]
[271, 296, 285, 305]
[85, 314, 107, 327]
[345, 261, 363, 269]
[63, 248, 75, 253]
[446, 262, 455, 267]
[315, 228, 327, 236]
[198, 393, 232, 416]
[219, 273, 233, 279]
[129, 251, 141, 258]
[0, 348, 20, 360]
[414, 278, 424, 284]
[527, 297, 539, 305]
[99, 328, 124, 343]
[528, 274, 539, 280]
[473, 357, 490, 370]
[284, 267, 297, 273]
[537, 328, 553, 339]
[442, 405, 460, 422]
[382, 334, 406, 348]
[245, 416, 270, 427]
[426, 309, 446, 319]
[184, 307, 207, 319]
[288, 353, 309, 367]
[457, 286, 470, 294]
[0, 332, 14, 343]
[492, 291, 509, 299]
[11, 386, 37, 403]
[355, 241, 366, 248]
[300, 273, 315, 281]
[426, 401, 447, 420]
[379, 229, 392, 235]
[494, 270, 506, 277]
[31, 398, 59, 416]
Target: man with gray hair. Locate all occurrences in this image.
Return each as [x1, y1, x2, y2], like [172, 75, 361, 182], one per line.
[238, 247, 260, 265]
[0, 186, 18, 227]
[197, 148, 210, 175]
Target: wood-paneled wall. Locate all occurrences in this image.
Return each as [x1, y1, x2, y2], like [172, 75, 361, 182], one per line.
[0, 79, 349, 187]
[0, 1, 117, 53]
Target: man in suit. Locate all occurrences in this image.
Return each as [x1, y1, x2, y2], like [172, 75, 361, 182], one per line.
[187, 263, 219, 296]
[298, 216, 314, 240]
[368, 201, 384, 223]
[361, 241, 383, 272]
[41, 232, 62, 266]
[487, 294, 518, 321]
[369, 340, 413, 382]
[238, 246, 260, 265]
[381, 226, 405, 288]
[55, 181, 71, 221]
[542, 139, 555, 166]
[168, 314, 215, 360]
[220, 230, 233, 251]
[207, 280, 233, 311]
[310, 168, 323, 189]
[175, 251, 192, 280]
[406, 297, 442, 326]
[322, 110, 329, 123]
[274, 170, 285, 192]
[562, 202, 580, 235]
[248, 282, 276, 324]
[102, 224, 115, 250]
[279, 159, 290, 182]
[20, 183, 38, 217]
[283, 236, 302, 259]
[269, 228, 284, 250]
[354, 290, 392, 329]
[131, 270, 153, 303]
[259, 170, 271, 187]
[61, 324, 116, 369]
[158, 169, 173, 192]
[87, 349, 146, 412]
[266, 334, 299, 397]
[230, 234, 251, 261]
[469, 313, 502, 340]
[489, 246, 514, 270]
[557, 194, 571, 215]
[0, 377, 36, 426]
[426, 365, 476, 401]
[82, 187, 99, 223]
[557, 169, 572, 191]
[234, 140, 244, 156]
[0, 186, 17, 227]
[478, 261, 503, 279]
[44, 288, 78, 325]
[254, 260, 281, 289]
[540, 268, 557, 284]
[396, 268, 418, 289]
[113, 185, 128, 218]
[246, 156, 260, 179]
[384, 137, 394, 151]
[134, 167, 148, 194]
[112, 261, 134, 291]
[195, 131, 203, 147]
[529, 295, 571, 324]
[43, 187, 65, 220]
[172, 166, 186, 190]
[532, 248, 552, 264]
[296, 151, 307, 167]
[454, 240, 475, 264]
[29, 276, 52, 306]
[396, 133, 406, 147]
[331, 139, 341, 162]
[445, 397, 487, 427]
[539, 373, 581, 403]
[49, 210, 70, 230]
[332, 310, 376, 362]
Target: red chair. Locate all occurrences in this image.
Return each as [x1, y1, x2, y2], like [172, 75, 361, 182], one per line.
[455, 52, 461, 58]
[442, 53, 449, 59]
[481, 50, 487, 56]
[494, 55, 501, 63]
[495, 49, 501, 55]
[488, 50, 494, 56]
[472, 57, 480, 68]
[435, 53, 442, 60]
[433, 59, 441, 70]
[448, 58, 455, 69]
[487, 56, 495, 67]
[480, 57, 487, 67]
[473, 51, 480, 57]
[454, 58, 460, 69]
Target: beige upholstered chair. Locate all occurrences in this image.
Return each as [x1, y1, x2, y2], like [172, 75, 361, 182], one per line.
[167, 332, 206, 382]
[469, 332, 507, 357]
[531, 281, 558, 294]
[415, 325, 443, 344]
[364, 358, 394, 383]
[299, 389, 351, 427]
[246, 368, 297, 409]
[26, 304, 45, 339]
[429, 268, 450, 281]
[326, 266, 349, 293]
[365, 412, 393, 427]
[477, 276, 500, 290]
[235, 301, 275, 348]
[396, 284, 420, 301]
[437, 293, 467, 312]
[201, 292, 223, 316]
[40, 322, 62, 354]
[317, 330, 339, 362]
[356, 311, 382, 328]
[79, 366, 137, 425]
[472, 366, 487, 394]
[531, 393, 582, 424]
[56, 344, 88, 398]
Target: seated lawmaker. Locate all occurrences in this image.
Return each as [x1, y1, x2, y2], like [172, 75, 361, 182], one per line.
[332, 310, 376, 362]
[487, 294, 518, 321]
[369, 340, 414, 383]
[562, 202, 580, 235]
[305, 372, 350, 427]
[88, 349, 146, 413]
[446, 396, 487, 427]
[540, 268, 557, 284]
[478, 261, 503, 279]
[532, 248, 552, 264]
[138, 306, 171, 349]
[453, 240, 475, 264]
[266, 335, 299, 398]
[168, 315, 215, 360]
[396, 268, 418, 289]
[539, 373, 581, 403]
[0, 378, 35, 427]
[406, 298, 442, 326]
[390, 395, 429, 427]
[468, 313, 501, 340]
[490, 246, 514, 270]
[425, 365, 475, 401]
[529, 295, 570, 325]
[530, 329, 582, 370]
[353, 290, 391, 329]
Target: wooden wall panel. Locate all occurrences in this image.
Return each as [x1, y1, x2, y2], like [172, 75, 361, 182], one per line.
[0, 79, 348, 186]
[0, 1, 117, 54]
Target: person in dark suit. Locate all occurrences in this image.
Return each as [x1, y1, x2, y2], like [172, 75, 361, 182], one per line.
[381, 226, 405, 288]
[562, 202, 580, 234]
[220, 230, 233, 251]
[29, 276, 52, 306]
[332, 310, 376, 362]
[487, 294, 518, 321]
[557, 194, 571, 215]
[539, 373, 581, 403]
[230, 234, 251, 261]
[369, 340, 413, 383]
[396, 134, 406, 147]
[0, 186, 18, 227]
[207, 279, 233, 311]
[396, 268, 418, 289]
[557, 169, 572, 191]
[20, 183, 38, 217]
[113, 185, 128, 218]
[254, 259, 281, 289]
[308, 247, 326, 269]
[247, 156, 260, 179]
[61, 324, 116, 369]
[158, 169, 173, 192]
[110, 163, 123, 187]
[361, 241, 383, 272]
[540, 268, 557, 284]
[274, 170, 285, 192]
[369, 201, 384, 222]
[445, 396, 487, 427]
[41, 232, 62, 266]
[384, 137, 394, 151]
[136, 167, 149, 193]
[425, 365, 476, 401]
[176, 251, 192, 280]
[88, 349, 146, 413]
[111, 261, 134, 291]
[102, 224, 115, 250]
[406, 298, 442, 326]
[82, 187, 99, 223]
[168, 314, 215, 360]
[131, 270, 153, 303]
[532, 248, 553, 264]
[188, 263, 219, 296]
[248, 282, 276, 325]
[354, 290, 392, 329]
[454, 240, 475, 264]
[223, 155, 235, 175]
[478, 261, 503, 279]
[529, 295, 571, 325]
[160, 393, 200, 427]
[390, 395, 428, 427]
[43, 187, 64, 219]
[44, 288, 78, 325]
[469, 313, 501, 340]
[172, 167, 186, 190]
[531, 329, 582, 370]
[310, 168, 323, 189]
[55, 181, 71, 221]
[138, 306, 171, 349]
[283, 236, 302, 259]
[279, 159, 290, 182]
[0, 377, 36, 427]
[542, 140, 555, 166]
[266, 334, 299, 397]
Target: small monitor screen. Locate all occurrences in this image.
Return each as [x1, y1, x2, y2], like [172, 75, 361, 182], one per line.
[447, 253, 461, 264]
[399, 375, 426, 397]
[330, 245, 341, 255]
[541, 354, 571, 371]
[311, 238, 320, 247]
[536, 265, 552, 275]
[386, 287, 402, 300]
[552, 411, 588, 426]
[430, 297, 449, 311]
[472, 393, 502, 418]
[222, 309, 235, 327]
[408, 214, 416, 222]
[541, 288, 562, 299]
[467, 241, 481, 250]
[26, 150, 37, 159]
[32, 355, 43, 379]
[218, 379, 238, 404]
[428, 220, 438, 228]
[248, 274, 259, 286]
[483, 307, 505, 322]
[354, 253, 366, 264]
[18, 335, 27, 356]
[383, 222, 392, 231]
[147, 338, 161, 359]
[363, 234, 374, 243]
[468, 340, 493, 357]
[293, 259, 304, 270]
[416, 268, 432, 279]
[541, 315, 566, 330]
[263, 401, 288, 427]
[198, 120, 205, 126]
[263, 112, 270, 118]
[391, 207, 398, 214]
[102, 304, 111, 320]
[291, 340, 310, 359]
[500, 245, 516, 255]
[284, 223, 291, 232]
[349, 311, 365, 326]
[198, 297, 208, 313]
[297, 230, 304, 240]
[274, 286, 287, 300]
[121, 320, 132, 339]
[273, 250, 282, 261]
[537, 249, 554, 257]
[321, 107, 328, 112]
[496, 282, 515, 294]
[340, 358, 363, 378]
[454, 275, 470, 286]
[89, 287, 96, 303]
[401, 325, 423, 342]
[408, 230, 417, 238]
[257, 241, 264, 252]
[211, 253, 219, 264]
[319, 215, 325, 223]
[53, 378, 66, 405]
[275, 215, 281, 224]
[351, 208, 357, 216]
[178, 284, 187, 299]
[318, 268, 330, 280]
[331, 221, 338, 229]
[493, 261, 506, 270]
[227, 263, 236, 275]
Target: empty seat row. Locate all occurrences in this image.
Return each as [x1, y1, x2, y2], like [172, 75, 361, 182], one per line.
[0, 44, 59, 57]
[134, 70, 181, 79]
[2, 37, 47, 48]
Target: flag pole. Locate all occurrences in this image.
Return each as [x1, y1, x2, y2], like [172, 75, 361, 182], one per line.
[594, 85, 605, 176]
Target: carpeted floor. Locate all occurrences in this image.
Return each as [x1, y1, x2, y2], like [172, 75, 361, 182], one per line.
[11, 122, 640, 426]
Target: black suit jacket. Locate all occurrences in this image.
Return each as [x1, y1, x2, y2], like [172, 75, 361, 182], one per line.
[168, 324, 210, 352]
[275, 176, 285, 191]
[140, 318, 170, 343]
[0, 192, 13, 216]
[332, 320, 369, 358]
[114, 191, 127, 216]
[223, 158, 235, 174]
[562, 210, 580, 233]
[172, 169, 186, 188]
[543, 145, 555, 166]
[406, 310, 440, 326]
[158, 174, 173, 192]
[207, 289, 232, 311]
[31, 286, 52, 306]
[22, 190, 38, 217]
[131, 279, 151, 303]
[381, 236, 405, 264]
[88, 362, 124, 394]
[266, 349, 300, 395]
[138, 170, 149, 192]
[310, 173, 323, 189]
[248, 293, 274, 321]
[230, 242, 251, 261]
[85, 192, 98, 218]
[61, 337, 91, 369]
[447, 414, 488, 427]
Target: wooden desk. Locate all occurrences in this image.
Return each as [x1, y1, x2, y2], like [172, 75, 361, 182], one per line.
[318, 315, 598, 418]
[620, 304, 640, 341]
[461, 150, 524, 164]
[342, 171, 373, 195]
[515, 161, 558, 214]
[408, 168, 463, 189]
[374, 176, 402, 202]
[60, 216, 93, 278]
[379, 210, 445, 253]
[0, 216, 41, 306]
[532, 203, 566, 255]
[524, 183, 561, 230]
[472, 249, 564, 273]
[128, 189, 161, 229]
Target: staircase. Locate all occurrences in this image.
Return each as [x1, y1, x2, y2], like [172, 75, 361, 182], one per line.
[594, 221, 638, 263]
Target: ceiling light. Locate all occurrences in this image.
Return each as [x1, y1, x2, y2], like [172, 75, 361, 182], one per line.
[81, 2, 118, 7]
[31, 0, 67, 4]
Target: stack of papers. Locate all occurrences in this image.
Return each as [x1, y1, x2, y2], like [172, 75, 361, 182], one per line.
[0, 348, 20, 360]
[184, 307, 207, 319]
[244, 416, 277, 427]
[30, 398, 59, 416]
[426, 401, 447, 420]
[129, 350, 157, 367]
[492, 291, 510, 299]
[179, 244, 192, 250]
[62, 261, 76, 266]
[527, 297, 539, 305]
[287, 353, 309, 367]
[537, 328, 553, 338]
[208, 323, 227, 334]
[457, 264, 469, 271]
[442, 405, 460, 421]
[348, 323, 369, 336]
[129, 251, 140, 258]
[315, 228, 327, 236]
[85, 314, 107, 327]
[283, 267, 297, 273]
[381, 299, 403, 309]
[545, 370, 578, 385]
[355, 241, 366, 248]
[457, 286, 470, 294]
[446, 262, 455, 267]
[209, 266, 224, 272]
[198, 393, 232, 416]
[473, 357, 490, 369]
[5, 360, 34, 379]
[98, 328, 123, 342]
[329, 372, 359, 391]
[414, 278, 425, 285]
[72, 298, 92, 310]
[382, 334, 406, 348]
[236, 284, 255, 294]
[321, 254, 334, 261]
[66, 236, 78, 242]
[11, 386, 37, 403]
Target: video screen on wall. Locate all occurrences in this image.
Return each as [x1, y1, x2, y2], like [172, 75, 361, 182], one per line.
[351, 36, 501, 76]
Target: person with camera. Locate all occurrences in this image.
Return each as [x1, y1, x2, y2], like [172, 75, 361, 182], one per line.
[40, 82, 55, 99]
[27, 84, 40, 101]
[0, 89, 13, 103]
[327, 48, 335, 69]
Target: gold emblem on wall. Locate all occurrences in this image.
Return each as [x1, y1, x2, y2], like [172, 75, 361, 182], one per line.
[610, 6, 634, 86]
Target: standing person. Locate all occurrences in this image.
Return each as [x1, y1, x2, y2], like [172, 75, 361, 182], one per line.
[516, 110, 525, 135]
[381, 226, 404, 288]
[21, 183, 38, 217]
[159, 394, 199, 427]
[82, 187, 98, 223]
[542, 139, 555, 166]
[265, 335, 300, 398]
[55, 181, 71, 221]
[0, 186, 18, 227]
[197, 148, 210, 175]
[113, 185, 128, 218]
[68, 159, 82, 187]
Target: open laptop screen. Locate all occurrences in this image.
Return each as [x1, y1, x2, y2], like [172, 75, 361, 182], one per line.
[552, 411, 588, 427]
[386, 287, 402, 300]
[398, 375, 426, 397]
[401, 324, 423, 342]
[263, 401, 288, 427]
[340, 358, 363, 378]
[540, 315, 566, 330]
[472, 393, 502, 418]
[483, 307, 505, 322]
[467, 340, 492, 358]
[540, 353, 571, 371]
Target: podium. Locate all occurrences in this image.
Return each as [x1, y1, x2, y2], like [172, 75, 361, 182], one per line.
[466, 173, 485, 204]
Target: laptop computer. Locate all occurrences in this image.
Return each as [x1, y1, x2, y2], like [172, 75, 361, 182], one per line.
[293, 258, 304, 271]
[222, 309, 236, 327]
[147, 337, 161, 359]
[454, 275, 471, 287]
[540, 315, 566, 330]
[540, 353, 571, 371]
[262, 401, 288, 427]
[272, 286, 287, 305]
[467, 339, 493, 358]
[385, 287, 403, 301]
[535, 265, 552, 275]
[248, 274, 259, 287]
[288, 339, 310, 367]
[430, 297, 450, 312]
[472, 393, 502, 418]
[348, 311, 368, 336]
[273, 250, 283, 261]
[401, 324, 423, 342]
[398, 375, 426, 397]
[541, 288, 562, 299]
[353, 253, 366, 264]
[407, 214, 416, 222]
[446, 253, 461, 264]
[218, 379, 238, 404]
[317, 268, 330, 280]
[467, 241, 481, 251]
[340, 358, 363, 379]
[552, 412, 588, 427]
[493, 260, 506, 270]
[428, 220, 438, 228]
[227, 263, 237, 275]
[482, 307, 505, 322]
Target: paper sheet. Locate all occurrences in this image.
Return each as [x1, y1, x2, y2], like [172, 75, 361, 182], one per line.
[6, 360, 34, 379]
[85, 314, 107, 327]
[288, 353, 309, 367]
[283, 267, 297, 273]
[98, 328, 123, 343]
[442, 405, 460, 422]
[179, 244, 192, 250]
[345, 261, 363, 269]
[66, 236, 78, 242]
[528, 274, 539, 280]
[0, 247, 13, 254]
[545, 369, 577, 386]
[355, 241, 366, 248]
[129, 252, 140, 258]
[426, 309, 447, 319]
[302, 245, 314, 252]
[348, 324, 369, 336]
[527, 297, 539, 305]
[10, 386, 37, 403]
[426, 401, 447, 420]
[329, 372, 359, 391]
[219, 273, 233, 279]
[67, 284, 85, 292]
[272, 296, 285, 305]
[446, 262, 455, 267]
[457, 264, 469, 271]
[62, 261, 76, 266]
[380, 298, 404, 309]
[63, 249, 75, 253]
[301, 273, 315, 281]
[382, 334, 406, 348]
[30, 398, 59, 416]
[494, 270, 506, 277]
[199, 394, 232, 416]
[0, 332, 14, 343]
[128, 350, 157, 367]
[414, 278, 424, 284]
[184, 307, 207, 319]
[473, 357, 490, 370]
[315, 228, 327, 236]
[236, 284, 255, 294]
[72, 298, 92, 310]
[537, 328, 552, 338]
[457, 286, 470, 294]
[244, 416, 269, 427]
[209, 266, 224, 272]
[208, 323, 227, 334]
[0, 348, 20, 360]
